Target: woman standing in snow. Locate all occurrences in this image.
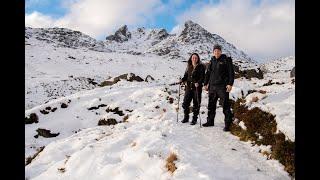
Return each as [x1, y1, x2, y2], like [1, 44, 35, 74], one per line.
[179, 53, 206, 125]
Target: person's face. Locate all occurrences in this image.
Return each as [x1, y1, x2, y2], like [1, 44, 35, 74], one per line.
[213, 49, 222, 58]
[191, 55, 198, 64]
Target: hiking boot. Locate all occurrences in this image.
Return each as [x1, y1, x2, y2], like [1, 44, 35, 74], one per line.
[223, 126, 230, 131]
[223, 122, 231, 131]
[190, 115, 197, 125]
[202, 120, 214, 127]
[181, 115, 189, 123]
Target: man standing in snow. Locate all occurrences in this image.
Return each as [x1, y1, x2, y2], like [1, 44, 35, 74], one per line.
[203, 44, 235, 131]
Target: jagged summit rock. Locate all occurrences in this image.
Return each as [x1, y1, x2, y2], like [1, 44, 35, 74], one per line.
[106, 25, 132, 42]
[147, 28, 169, 41]
[178, 20, 213, 43]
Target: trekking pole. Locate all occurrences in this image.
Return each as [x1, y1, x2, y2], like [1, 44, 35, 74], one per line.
[195, 86, 202, 128]
[176, 77, 181, 123]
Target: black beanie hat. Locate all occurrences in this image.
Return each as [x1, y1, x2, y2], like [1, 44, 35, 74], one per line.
[213, 44, 222, 51]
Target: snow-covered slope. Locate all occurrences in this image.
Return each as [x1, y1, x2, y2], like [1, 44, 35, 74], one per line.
[25, 37, 184, 109]
[25, 81, 290, 180]
[25, 21, 294, 179]
[260, 56, 295, 78]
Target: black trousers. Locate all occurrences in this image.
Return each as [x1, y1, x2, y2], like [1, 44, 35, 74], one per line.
[182, 88, 202, 118]
[207, 87, 233, 124]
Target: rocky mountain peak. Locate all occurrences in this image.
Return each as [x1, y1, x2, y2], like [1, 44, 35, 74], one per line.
[147, 28, 169, 41]
[106, 25, 132, 42]
[178, 20, 213, 43]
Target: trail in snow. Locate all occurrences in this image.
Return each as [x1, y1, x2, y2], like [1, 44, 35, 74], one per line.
[25, 83, 290, 180]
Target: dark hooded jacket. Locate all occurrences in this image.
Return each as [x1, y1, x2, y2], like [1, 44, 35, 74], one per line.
[204, 54, 235, 89]
[181, 63, 206, 91]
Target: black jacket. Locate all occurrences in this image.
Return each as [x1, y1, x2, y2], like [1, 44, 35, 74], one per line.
[204, 54, 235, 88]
[181, 63, 206, 90]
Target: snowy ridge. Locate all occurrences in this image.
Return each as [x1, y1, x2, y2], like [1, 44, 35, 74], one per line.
[26, 20, 257, 69]
[25, 27, 109, 52]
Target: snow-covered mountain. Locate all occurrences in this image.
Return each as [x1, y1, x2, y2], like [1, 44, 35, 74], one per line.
[25, 20, 295, 179]
[260, 56, 295, 78]
[25, 27, 109, 52]
[25, 20, 264, 110]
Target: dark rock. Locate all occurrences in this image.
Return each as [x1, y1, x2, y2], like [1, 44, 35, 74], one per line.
[35, 128, 59, 138]
[87, 78, 98, 85]
[45, 106, 51, 110]
[106, 107, 125, 116]
[40, 109, 49, 115]
[234, 64, 263, 79]
[68, 56, 75, 59]
[106, 25, 131, 42]
[263, 80, 273, 86]
[87, 104, 107, 110]
[98, 118, 118, 126]
[168, 97, 174, 104]
[127, 73, 144, 82]
[290, 67, 295, 78]
[100, 80, 117, 87]
[100, 73, 143, 87]
[61, 103, 68, 108]
[51, 107, 57, 112]
[145, 75, 155, 82]
[25, 113, 39, 124]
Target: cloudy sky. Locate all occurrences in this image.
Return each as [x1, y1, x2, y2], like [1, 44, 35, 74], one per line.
[25, 0, 294, 62]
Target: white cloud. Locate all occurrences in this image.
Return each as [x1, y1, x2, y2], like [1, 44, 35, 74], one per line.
[25, 0, 164, 38]
[175, 0, 295, 61]
[25, 11, 56, 28]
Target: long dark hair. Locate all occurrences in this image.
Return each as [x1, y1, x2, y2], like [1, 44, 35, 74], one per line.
[187, 53, 201, 72]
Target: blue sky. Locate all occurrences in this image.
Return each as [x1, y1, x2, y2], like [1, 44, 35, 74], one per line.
[25, 0, 218, 31]
[25, 0, 294, 61]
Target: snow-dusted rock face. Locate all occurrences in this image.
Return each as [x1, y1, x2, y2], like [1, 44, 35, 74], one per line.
[145, 21, 256, 66]
[106, 25, 132, 42]
[25, 27, 108, 51]
[26, 20, 258, 68]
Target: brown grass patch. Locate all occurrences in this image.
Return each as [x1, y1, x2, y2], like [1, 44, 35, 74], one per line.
[25, 146, 45, 166]
[131, 142, 137, 147]
[165, 152, 178, 174]
[58, 168, 66, 173]
[123, 115, 129, 122]
[230, 99, 295, 177]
